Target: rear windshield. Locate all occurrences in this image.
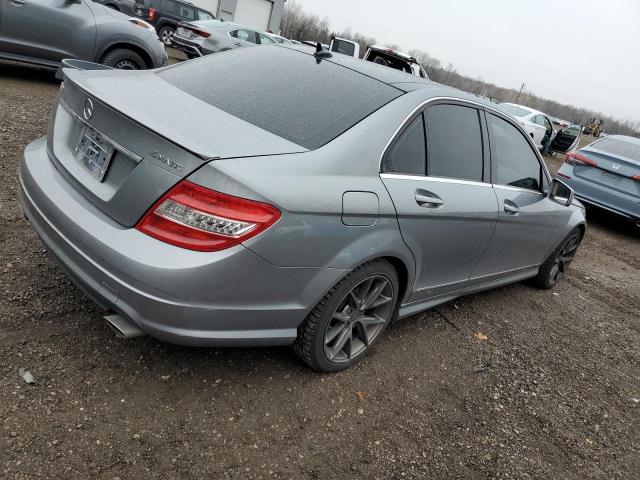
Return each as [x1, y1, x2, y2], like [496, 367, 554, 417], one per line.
[157, 47, 402, 149]
[591, 137, 640, 161]
[497, 104, 530, 118]
[331, 39, 356, 57]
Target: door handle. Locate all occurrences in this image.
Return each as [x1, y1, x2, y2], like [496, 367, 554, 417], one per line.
[503, 200, 519, 215]
[415, 191, 443, 208]
[10, 0, 27, 5]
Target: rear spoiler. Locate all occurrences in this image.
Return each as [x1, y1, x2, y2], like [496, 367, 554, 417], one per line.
[55, 58, 113, 81]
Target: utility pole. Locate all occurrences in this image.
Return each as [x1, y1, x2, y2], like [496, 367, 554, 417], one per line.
[516, 83, 526, 103]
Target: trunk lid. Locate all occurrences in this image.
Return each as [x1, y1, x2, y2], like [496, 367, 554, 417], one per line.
[574, 141, 640, 198]
[49, 68, 305, 227]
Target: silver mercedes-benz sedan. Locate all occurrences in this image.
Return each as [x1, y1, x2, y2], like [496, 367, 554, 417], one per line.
[19, 46, 586, 371]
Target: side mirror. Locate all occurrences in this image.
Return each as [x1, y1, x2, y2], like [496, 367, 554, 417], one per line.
[549, 178, 574, 207]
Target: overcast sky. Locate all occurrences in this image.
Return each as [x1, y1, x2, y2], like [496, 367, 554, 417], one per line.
[298, 0, 640, 124]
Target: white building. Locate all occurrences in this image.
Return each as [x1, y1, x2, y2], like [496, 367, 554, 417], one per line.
[194, 0, 285, 32]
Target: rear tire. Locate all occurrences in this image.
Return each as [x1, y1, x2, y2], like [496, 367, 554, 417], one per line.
[534, 227, 582, 289]
[293, 259, 399, 372]
[158, 26, 175, 46]
[101, 48, 146, 70]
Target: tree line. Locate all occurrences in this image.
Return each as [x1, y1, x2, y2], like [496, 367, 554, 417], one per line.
[280, 2, 639, 137]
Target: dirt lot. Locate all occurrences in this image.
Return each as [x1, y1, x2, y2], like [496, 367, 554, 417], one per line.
[1, 61, 639, 480]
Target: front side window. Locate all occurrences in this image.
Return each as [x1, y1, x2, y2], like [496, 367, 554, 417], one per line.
[383, 115, 426, 175]
[258, 33, 276, 45]
[197, 10, 215, 20]
[231, 29, 258, 44]
[487, 113, 542, 191]
[425, 105, 483, 182]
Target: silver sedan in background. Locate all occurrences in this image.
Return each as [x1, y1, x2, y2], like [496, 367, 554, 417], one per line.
[556, 135, 640, 224]
[19, 46, 586, 372]
[171, 20, 277, 58]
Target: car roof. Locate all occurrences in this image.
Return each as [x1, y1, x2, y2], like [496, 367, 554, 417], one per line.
[502, 102, 544, 116]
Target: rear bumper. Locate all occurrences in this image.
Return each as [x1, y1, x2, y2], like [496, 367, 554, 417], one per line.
[19, 137, 347, 346]
[171, 36, 204, 57]
[556, 165, 640, 221]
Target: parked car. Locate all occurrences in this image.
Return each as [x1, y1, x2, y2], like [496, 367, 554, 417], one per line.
[363, 45, 429, 79]
[0, 0, 166, 70]
[498, 103, 581, 154]
[556, 135, 640, 223]
[171, 20, 275, 58]
[93, 0, 135, 15]
[19, 46, 585, 372]
[329, 36, 360, 58]
[133, 0, 216, 46]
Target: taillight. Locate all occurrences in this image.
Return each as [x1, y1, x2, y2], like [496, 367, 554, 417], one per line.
[147, 7, 157, 21]
[187, 26, 211, 38]
[136, 181, 281, 252]
[565, 152, 597, 167]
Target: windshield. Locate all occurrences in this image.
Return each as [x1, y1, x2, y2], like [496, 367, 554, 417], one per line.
[158, 47, 402, 150]
[497, 104, 531, 118]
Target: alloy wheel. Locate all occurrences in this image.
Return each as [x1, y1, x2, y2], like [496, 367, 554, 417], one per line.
[549, 233, 580, 285]
[161, 29, 174, 45]
[323, 275, 394, 364]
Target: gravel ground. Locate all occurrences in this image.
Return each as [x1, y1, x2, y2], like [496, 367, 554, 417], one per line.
[1, 61, 639, 480]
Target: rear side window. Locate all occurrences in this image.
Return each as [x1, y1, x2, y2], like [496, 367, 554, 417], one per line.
[160, 0, 175, 12]
[425, 105, 483, 182]
[383, 116, 426, 175]
[532, 115, 545, 126]
[331, 39, 356, 57]
[487, 113, 541, 191]
[158, 47, 402, 149]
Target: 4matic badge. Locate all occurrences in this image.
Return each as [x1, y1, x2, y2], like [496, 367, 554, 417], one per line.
[149, 150, 184, 172]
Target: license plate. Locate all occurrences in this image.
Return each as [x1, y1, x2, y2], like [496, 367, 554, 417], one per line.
[75, 126, 114, 182]
[176, 27, 193, 39]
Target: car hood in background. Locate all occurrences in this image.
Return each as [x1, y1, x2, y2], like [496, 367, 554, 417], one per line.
[64, 68, 307, 159]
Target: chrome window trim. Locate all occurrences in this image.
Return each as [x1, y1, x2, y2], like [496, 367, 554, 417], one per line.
[379, 96, 553, 188]
[380, 172, 493, 188]
[59, 98, 143, 163]
[491, 184, 544, 196]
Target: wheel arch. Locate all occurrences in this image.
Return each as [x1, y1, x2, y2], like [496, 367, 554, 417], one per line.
[97, 42, 153, 68]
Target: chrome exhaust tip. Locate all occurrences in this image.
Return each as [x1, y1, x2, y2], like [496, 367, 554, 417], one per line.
[104, 314, 146, 339]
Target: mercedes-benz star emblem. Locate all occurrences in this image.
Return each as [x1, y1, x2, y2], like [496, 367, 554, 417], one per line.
[83, 98, 94, 121]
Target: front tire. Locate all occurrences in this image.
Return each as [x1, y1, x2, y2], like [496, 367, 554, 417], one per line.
[101, 48, 146, 70]
[293, 259, 400, 372]
[534, 227, 583, 289]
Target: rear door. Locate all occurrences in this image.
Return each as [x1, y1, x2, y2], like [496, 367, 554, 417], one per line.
[471, 112, 559, 281]
[0, 0, 96, 64]
[381, 102, 498, 301]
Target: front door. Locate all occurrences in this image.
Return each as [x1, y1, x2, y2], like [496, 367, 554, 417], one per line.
[550, 125, 582, 154]
[381, 103, 498, 302]
[471, 112, 559, 281]
[0, 0, 95, 64]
